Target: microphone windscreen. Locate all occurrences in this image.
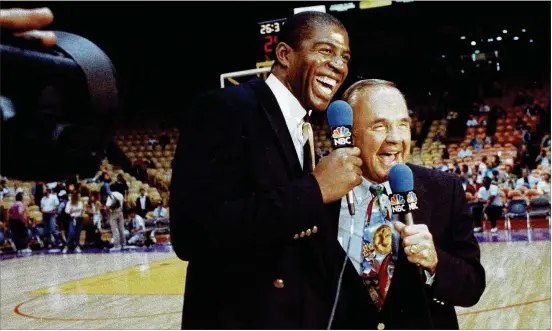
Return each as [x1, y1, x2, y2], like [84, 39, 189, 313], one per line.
[388, 164, 414, 192]
[327, 100, 353, 127]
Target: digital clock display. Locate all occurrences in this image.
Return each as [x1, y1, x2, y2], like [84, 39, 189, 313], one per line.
[259, 21, 282, 35]
[258, 18, 286, 61]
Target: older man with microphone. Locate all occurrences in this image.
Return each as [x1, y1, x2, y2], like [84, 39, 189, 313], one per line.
[328, 79, 485, 330]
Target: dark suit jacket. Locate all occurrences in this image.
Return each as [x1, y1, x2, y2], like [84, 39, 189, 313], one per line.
[170, 78, 485, 329]
[135, 195, 152, 215]
[328, 165, 486, 330]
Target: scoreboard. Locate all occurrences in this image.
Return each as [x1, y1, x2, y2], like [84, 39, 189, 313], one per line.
[258, 18, 287, 61]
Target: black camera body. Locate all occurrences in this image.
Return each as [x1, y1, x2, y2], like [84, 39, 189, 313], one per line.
[0, 31, 120, 181]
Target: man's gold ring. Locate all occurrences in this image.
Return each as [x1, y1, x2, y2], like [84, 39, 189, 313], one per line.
[410, 244, 419, 254]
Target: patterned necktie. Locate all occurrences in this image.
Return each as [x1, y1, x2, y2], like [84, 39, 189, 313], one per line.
[361, 184, 398, 310]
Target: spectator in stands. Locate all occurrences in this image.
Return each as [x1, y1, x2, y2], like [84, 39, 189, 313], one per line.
[515, 116, 525, 131]
[8, 192, 31, 254]
[461, 174, 477, 195]
[105, 186, 125, 251]
[63, 191, 84, 253]
[57, 190, 70, 245]
[32, 182, 45, 206]
[0, 180, 9, 199]
[536, 173, 551, 198]
[466, 115, 478, 128]
[458, 144, 473, 159]
[522, 125, 532, 146]
[470, 136, 482, 151]
[541, 133, 551, 149]
[126, 209, 145, 245]
[484, 159, 497, 180]
[135, 188, 152, 218]
[53, 181, 65, 195]
[514, 144, 532, 175]
[491, 155, 501, 168]
[468, 174, 480, 194]
[478, 156, 488, 176]
[148, 134, 158, 147]
[12, 183, 23, 195]
[484, 136, 492, 145]
[152, 200, 167, 218]
[474, 177, 503, 233]
[67, 183, 76, 195]
[496, 165, 512, 185]
[515, 168, 539, 189]
[461, 164, 472, 177]
[92, 167, 109, 183]
[85, 191, 103, 248]
[40, 188, 62, 249]
[111, 174, 129, 198]
[100, 173, 112, 204]
[535, 149, 550, 167]
[479, 104, 490, 113]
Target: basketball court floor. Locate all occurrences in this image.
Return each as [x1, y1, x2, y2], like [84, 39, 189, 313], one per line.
[1, 222, 550, 330]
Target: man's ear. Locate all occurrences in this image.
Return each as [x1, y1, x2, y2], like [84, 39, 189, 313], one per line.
[274, 42, 294, 69]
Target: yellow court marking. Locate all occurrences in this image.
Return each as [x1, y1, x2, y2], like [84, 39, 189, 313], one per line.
[31, 258, 188, 296]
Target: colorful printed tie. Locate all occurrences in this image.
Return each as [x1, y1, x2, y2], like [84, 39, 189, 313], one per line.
[361, 184, 399, 310]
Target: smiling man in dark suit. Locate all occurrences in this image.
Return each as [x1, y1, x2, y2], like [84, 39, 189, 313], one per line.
[330, 79, 486, 329]
[170, 11, 364, 329]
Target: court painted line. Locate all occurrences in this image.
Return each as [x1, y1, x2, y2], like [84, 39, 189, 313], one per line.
[457, 298, 550, 316]
[14, 294, 181, 321]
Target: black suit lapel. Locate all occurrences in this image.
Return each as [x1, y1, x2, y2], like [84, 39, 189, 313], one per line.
[248, 79, 303, 178]
[407, 164, 432, 228]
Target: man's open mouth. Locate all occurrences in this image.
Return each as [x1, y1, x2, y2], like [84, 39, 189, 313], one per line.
[314, 76, 337, 98]
[378, 152, 400, 166]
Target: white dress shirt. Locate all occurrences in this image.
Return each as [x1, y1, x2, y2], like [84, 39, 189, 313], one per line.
[537, 180, 551, 197]
[265, 74, 311, 169]
[153, 207, 167, 218]
[139, 195, 147, 210]
[338, 177, 394, 275]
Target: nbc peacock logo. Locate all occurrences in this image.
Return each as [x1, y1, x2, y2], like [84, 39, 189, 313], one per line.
[406, 192, 417, 204]
[332, 126, 351, 139]
[390, 194, 405, 206]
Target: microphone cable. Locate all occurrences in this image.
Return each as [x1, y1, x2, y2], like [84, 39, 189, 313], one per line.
[327, 198, 356, 330]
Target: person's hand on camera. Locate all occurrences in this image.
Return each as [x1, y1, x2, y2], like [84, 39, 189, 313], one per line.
[313, 147, 363, 204]
[0, 7, 56, 47]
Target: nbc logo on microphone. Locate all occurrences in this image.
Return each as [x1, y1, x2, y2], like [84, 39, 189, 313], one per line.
[407, 192, 418, 210]
[390, 194, 407, 213]
[332, 126, 351, 138]
[332, 126, 352, 146]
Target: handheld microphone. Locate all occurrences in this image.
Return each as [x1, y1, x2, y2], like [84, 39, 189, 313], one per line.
[327, 100, 355, 215]
[388, 164, 418, 226]
[388, 164, 424, 277]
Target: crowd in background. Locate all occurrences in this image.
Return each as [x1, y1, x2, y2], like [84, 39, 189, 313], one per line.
[0, 163, 169, 255]
[0, 82, 550, 255]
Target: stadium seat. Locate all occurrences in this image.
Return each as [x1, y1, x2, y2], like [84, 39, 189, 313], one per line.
[529, 196, 551, 221]
[505, 199, 530, 230]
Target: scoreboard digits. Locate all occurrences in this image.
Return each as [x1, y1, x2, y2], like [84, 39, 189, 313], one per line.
[258, 18, 286, 61]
